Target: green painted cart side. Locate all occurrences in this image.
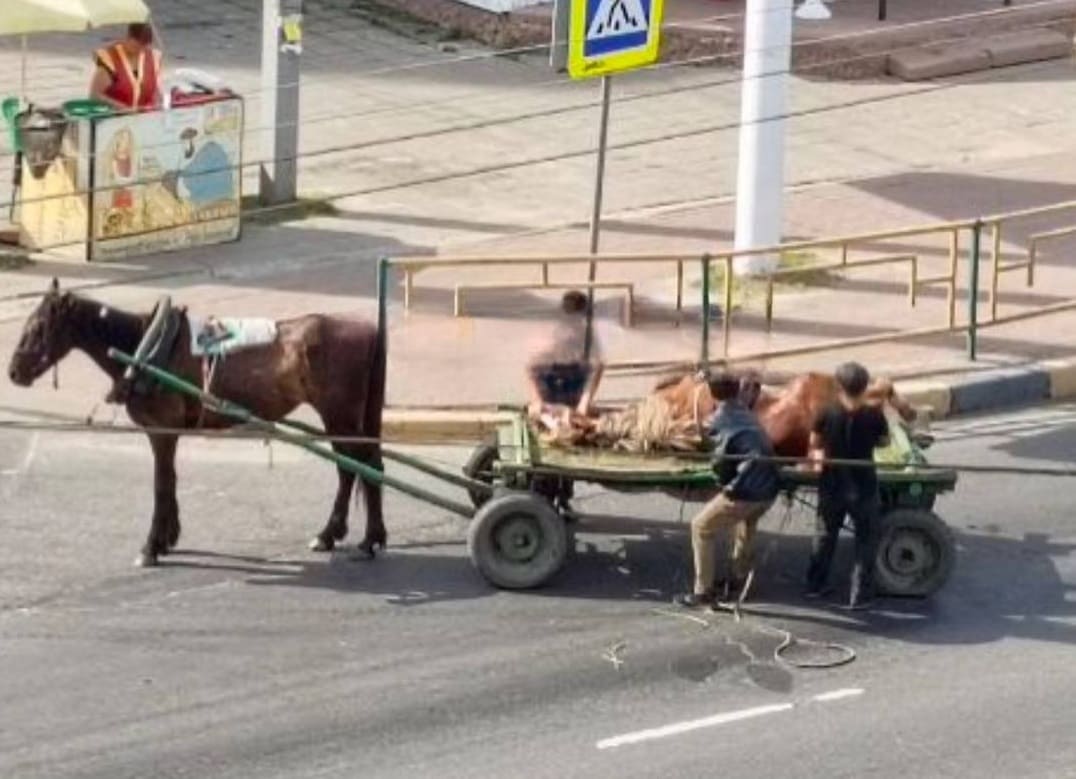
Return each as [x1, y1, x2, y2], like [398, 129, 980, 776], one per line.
[463, 410, 958, 594]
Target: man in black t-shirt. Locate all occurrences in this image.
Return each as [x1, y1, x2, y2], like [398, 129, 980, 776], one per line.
[805, 362, 890, 609]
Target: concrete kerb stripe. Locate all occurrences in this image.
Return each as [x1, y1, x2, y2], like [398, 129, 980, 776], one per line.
[947, 367, 1052, 417]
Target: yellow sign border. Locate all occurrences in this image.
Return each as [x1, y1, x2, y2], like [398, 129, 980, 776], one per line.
[568, 0, 665, 79]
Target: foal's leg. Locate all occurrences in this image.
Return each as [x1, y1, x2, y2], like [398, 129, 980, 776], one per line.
[139, 433, 179, 567]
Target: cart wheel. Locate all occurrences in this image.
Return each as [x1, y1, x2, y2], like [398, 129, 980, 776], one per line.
[462, 437, 499, 509]
[874, 509, 955, 598]
[467, 492, 569, 590]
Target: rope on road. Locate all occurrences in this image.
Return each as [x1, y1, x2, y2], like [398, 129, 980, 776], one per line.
[767, 625, 858, 670]
[652, 606, 858, 670]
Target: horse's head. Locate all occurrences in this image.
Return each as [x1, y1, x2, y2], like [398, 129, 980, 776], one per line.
[7, 279, 76, 387]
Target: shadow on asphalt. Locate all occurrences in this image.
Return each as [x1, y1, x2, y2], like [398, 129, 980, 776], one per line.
[159, 510, 1076, 649]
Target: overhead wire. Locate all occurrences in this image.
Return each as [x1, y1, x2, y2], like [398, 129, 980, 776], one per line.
[0, 14, 1061, 223]
[0, 3, 1067, 264]
[0, 0, 1065, 161]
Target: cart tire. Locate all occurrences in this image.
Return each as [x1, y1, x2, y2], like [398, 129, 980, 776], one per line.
[874, 509, 955, 598]
[467, 493, 568, 589]
[463, 437, 499, 509]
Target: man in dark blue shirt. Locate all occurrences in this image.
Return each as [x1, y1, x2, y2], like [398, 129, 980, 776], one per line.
[677, 371, 780, 608]
[806, 361, 891, 610]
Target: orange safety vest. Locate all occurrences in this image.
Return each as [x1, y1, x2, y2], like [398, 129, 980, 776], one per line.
[95, 43, 161, 109]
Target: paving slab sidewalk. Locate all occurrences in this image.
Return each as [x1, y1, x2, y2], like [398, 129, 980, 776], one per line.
[373, 0, 1076, 79]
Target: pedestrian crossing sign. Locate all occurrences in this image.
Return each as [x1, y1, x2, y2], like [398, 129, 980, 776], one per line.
[568, 0, 665, 79]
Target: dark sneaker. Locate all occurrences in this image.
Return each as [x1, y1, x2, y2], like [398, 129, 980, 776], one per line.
[674, 592, 715, 609]
[715, 577, 747, 602]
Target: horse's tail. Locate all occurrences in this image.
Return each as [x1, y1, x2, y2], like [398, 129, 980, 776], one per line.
[364, 319, 387, 446]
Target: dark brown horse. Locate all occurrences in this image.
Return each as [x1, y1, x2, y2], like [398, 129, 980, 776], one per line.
[7, 281, 386, 566]
[653, 370, 917, 457]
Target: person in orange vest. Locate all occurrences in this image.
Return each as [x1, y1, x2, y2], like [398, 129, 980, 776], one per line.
[89, 23, 162, 111]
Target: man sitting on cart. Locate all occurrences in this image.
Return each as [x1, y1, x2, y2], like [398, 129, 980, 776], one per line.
[677, 370, 780, 608]
[525, 290, 605, 418]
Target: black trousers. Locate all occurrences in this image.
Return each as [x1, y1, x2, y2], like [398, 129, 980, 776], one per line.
[806, 490, 880, 596]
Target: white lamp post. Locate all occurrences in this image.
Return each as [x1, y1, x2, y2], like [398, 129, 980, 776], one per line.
[733, 0, 794, 275]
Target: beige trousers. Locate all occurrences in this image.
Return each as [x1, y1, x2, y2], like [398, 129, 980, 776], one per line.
[690, 493, 774, 595]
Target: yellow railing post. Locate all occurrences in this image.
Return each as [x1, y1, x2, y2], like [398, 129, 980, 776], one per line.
[723, 255, 734, 357]
[909, 256, 918, 307]
[765, 277, 776, 330]
[947, 229, 959, 328]
[675, 259, 684, 325]
[990, 220, 1002, 321]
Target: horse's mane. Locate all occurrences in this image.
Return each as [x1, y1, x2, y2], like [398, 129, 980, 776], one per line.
[61, 292, 147, 354]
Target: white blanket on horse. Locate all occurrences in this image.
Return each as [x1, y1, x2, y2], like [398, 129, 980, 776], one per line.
[189, 315, 278, 357]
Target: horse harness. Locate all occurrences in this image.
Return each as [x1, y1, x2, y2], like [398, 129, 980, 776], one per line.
[109, 295, 220, 427]
[108, 295, 183, 404]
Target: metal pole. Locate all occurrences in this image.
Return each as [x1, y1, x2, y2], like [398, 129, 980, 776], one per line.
[878, 0, 887, 21]
[259, 0, 302, 205]
[588, 75, 613, 264]
[377, 256, 389, 357]
[20, 35, 27, 103]
[733, 0, 792, 275]
[723, 256, 733, 357]
[584, 75, 612, 363]
[967, 221, 982, 361]
[700, 254, 711, 368]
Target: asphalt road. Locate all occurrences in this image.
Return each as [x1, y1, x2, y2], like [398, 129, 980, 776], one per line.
[0, 404, 1074, 779]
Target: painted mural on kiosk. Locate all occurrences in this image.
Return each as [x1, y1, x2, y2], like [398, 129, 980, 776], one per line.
[91, 98, 242, 259]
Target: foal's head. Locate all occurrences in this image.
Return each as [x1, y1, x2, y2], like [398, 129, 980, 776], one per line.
[8, 279, 77, 386]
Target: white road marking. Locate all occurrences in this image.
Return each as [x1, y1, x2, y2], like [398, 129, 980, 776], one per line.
[0, 431, 39, 497]
[596, 703, 794, 750]
[812, 687, 865, 702]
[596, 687, 866, 750]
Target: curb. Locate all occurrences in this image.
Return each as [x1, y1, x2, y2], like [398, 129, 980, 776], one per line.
[897, 358, 1076, 420]
[383, 358, 1076, 442]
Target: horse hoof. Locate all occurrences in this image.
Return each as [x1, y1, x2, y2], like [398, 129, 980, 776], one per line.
[309, 537, 334, 552]
[135, 553, 158, 568]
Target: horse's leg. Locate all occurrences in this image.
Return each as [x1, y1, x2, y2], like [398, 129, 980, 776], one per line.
[309, 454, 356, 552]
[354, 354, 387, 559]
[309, 413, 358, 551]
[353, 440, 386, 559]
[139, 433, 179, 567]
